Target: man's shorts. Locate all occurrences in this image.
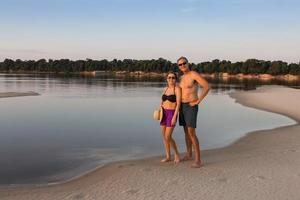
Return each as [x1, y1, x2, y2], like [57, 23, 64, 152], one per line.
[179, 103, 198, 128]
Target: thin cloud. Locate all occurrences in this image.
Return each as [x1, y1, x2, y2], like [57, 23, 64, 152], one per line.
[0, 49, 47, 54]
[180, 7, 199, 13]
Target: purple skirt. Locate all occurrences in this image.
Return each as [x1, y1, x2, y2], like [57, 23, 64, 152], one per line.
[160, 108, 176, 127]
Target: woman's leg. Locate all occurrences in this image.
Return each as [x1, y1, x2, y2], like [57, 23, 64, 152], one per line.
[160, 126, 170, 162]
[165, 127, 181, 163]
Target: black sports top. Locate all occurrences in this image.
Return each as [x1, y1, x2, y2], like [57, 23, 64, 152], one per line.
[162, 87, 176, 103]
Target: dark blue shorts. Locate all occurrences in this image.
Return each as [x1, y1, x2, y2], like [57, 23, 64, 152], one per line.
[179, 103, 198, 128]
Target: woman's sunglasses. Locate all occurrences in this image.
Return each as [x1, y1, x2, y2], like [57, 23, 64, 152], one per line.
[167, 76, 176, 80]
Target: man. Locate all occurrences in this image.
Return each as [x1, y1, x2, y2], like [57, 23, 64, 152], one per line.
[177, 56, 210, 168]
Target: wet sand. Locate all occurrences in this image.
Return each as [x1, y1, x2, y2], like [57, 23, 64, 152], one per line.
[1, 86, 300, 200]
[0, 92, 39, 98]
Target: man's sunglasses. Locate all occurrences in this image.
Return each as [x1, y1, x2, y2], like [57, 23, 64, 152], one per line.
[178, 62, 187, 67]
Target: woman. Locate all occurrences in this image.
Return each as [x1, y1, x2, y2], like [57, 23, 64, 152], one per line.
[160, 71, 181, 164]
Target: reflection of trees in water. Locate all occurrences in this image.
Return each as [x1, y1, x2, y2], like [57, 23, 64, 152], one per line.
[1, 73, 299, 93]
[206, 76, 300, 92]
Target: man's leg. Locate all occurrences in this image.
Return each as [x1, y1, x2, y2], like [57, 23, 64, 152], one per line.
[183, 126, 192, 160]
[187, 127, 201, 168]
[179, 104, 192, 160]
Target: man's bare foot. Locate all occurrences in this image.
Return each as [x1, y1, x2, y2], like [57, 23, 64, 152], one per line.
[191, 161, 201, 168]
[160, 158, 171, 163]
[174, 155, 181, 164]
[181, 154, 192, 161]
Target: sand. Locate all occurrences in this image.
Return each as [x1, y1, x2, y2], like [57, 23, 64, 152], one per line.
[0, 92, 40, 98]
[1, 86, 300, 200]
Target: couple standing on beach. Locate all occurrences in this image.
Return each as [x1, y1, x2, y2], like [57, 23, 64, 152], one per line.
[160, 56, 210, 168]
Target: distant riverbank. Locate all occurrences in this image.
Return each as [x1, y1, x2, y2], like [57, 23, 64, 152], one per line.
[113, 71, 300, 82]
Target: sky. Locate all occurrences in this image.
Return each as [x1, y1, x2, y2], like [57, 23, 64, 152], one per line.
[0, 0, 299, 63]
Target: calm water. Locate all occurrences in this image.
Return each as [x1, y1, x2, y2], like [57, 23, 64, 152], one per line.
[0, 73, 296, 186]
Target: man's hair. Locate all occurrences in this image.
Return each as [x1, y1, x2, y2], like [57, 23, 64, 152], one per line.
[177, 56, 188, 64]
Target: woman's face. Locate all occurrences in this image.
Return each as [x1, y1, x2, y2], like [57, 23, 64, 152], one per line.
[166, 73, 176, 85]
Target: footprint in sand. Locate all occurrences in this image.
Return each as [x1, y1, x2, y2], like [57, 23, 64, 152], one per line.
[72, 193, 86, 199]
[283, 149, 297, 154]
[218, 177, 228, 183]
[248, 175, 267, 181]
[257, 175, 267, 180]
[118, 163, 135, 168]
[164, 179, 179, 185]
[124, 189, 139, 195]
[142, 168, 152, 172]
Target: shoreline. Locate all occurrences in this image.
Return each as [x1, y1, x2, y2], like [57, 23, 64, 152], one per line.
[1, 86, 300, 199]
[0, 92, 40, 98]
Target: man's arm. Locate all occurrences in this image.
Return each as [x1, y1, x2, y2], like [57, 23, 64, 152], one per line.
[191, 71, 210, 105]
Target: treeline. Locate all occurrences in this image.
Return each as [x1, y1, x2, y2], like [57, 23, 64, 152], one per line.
[0, 58, 300, 75]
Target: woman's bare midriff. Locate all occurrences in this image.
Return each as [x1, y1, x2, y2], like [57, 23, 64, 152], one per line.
[162, 101, 176, 110]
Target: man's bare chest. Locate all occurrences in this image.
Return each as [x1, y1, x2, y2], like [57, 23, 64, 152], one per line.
[180, 76, 196, 89]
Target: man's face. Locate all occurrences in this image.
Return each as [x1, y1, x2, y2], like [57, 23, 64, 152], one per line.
[177, 59, 189, 72]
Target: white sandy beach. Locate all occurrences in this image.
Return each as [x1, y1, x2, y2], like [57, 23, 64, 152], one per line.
[1, 86, 300, 200]
[0, 92, 39, 98]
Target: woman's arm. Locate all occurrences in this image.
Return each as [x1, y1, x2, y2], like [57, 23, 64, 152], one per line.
[160, 87, 167, 107]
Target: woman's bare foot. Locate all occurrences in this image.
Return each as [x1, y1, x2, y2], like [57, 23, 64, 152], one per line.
[174, 155, 181, 164]
[160, 158, 171, 163]
[181, 154, 192, 161]
[191, 161, 202, 168]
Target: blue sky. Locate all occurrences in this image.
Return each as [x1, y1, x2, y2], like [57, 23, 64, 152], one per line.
[0, 0, 299, 63]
